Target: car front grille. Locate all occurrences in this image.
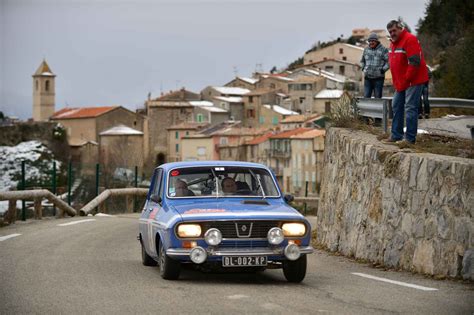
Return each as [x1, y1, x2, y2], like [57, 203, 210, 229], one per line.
[201, 221, 280, 239]
[219, 240, 269, 248]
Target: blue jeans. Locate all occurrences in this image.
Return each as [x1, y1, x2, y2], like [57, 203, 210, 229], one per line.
[364, 78, 384, 98]
[391, 85, 424, 143]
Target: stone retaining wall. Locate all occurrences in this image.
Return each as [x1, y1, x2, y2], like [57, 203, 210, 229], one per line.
[316, 128, 474, 280]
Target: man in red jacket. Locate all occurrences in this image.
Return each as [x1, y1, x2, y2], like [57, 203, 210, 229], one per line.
[383, 20, 429, 144]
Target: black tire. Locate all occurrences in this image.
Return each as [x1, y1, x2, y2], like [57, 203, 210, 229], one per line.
[141, 240, 157, 266]
[282, 255, 307, 283]
[159, 242, 181, 280]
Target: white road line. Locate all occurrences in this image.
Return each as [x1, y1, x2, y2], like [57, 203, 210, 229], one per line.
[58, 219, 96, 226]
[0, 233, 22, 242]
[352, 272, 438, 291]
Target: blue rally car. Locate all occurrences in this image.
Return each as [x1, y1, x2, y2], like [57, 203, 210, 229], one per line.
[138, 161, 314, 282]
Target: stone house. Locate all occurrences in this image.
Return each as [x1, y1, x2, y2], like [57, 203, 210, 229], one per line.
[287, 129, 325, 196]
[268, 128, 311, 186]
[166, 122, 209, 162]
[280, 113, 324, 131]
[287, 76, 326, 114]
[189, 101, 229, 125]
[254, 74, 293, 94]
[201, 86, 251, 122]
[99, 125, 144, 179]
[288, 67, 351, 91]
[313, 89, 344, 113]
[224, 76, 258, 90]
[304, 59, 362, 82]
[243, 132, 274, 165]
[303, 42, 364, 65]
[50, 106, 144, 144]
[144, 88, 196, 168]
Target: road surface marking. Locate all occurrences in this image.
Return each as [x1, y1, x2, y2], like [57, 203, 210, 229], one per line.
[58, 219, 96, 226]
[352, 273, 438, 291]
[0, 233, 21, 241]
[95, 213, 114, 217]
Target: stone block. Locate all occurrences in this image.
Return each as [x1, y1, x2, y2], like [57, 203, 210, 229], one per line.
[462, 249, 474, 281]
[413, 240, 435, 274]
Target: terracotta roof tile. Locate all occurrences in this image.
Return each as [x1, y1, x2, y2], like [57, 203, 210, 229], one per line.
[290, 129, 325, 139]
[269, 127, 312, 139]
[51, 106, 118, 119]
[245, 132, 275, 145]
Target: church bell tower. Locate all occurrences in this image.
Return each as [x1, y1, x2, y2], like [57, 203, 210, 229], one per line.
[32, 59, 56, 121]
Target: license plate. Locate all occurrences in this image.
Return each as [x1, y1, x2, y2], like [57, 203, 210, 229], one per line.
[222, 256, 267, 267]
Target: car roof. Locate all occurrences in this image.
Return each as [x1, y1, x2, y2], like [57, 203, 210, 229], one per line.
[157, 160, 270, 172]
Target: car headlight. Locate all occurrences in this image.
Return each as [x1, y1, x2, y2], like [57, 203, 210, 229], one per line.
[267, 227, 284, 245]
[177, 224, 202, 238]
[282, 223, 306, 237]
[204, 228, 222, 246]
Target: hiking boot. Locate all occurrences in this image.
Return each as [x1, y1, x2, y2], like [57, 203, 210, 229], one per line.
[381, 138, 398, 144]
[396, 139, 415, 145]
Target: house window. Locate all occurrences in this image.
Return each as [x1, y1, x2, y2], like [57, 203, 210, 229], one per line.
[342, 56, 347, 61]
[247, 109, 255, 118]
[175, 143, 179, 153]
[259, 116, 265, 124]
[299, 97, 305, 104]
[325, 66, 334, 72]
[270, 83, 276, 89]
[272, 117, 278, 125]
[175, 131, 179, 139]
[45, 80, 50, 91]
[186, 131, 189, 135]
[339, 65, 345, 75]
[249, 96, 253, 103]
[197, 114, 204, 122]
[339, 48, 344, 54]
[220, 137, 228, 145]
[325, 101, 331, 113]
[35, 80, 39, 91]
[180, 108, 187, 114]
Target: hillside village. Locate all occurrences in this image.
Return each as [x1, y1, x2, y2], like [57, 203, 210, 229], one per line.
[2, 27, 391, 198]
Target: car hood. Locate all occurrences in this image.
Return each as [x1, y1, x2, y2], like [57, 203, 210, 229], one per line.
[168, 199, 304, 222]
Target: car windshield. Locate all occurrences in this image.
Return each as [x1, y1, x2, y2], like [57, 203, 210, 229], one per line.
[167, 166, 280, 198]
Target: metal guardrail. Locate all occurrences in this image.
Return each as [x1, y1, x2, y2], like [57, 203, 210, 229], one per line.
[356, 97, 474, 134]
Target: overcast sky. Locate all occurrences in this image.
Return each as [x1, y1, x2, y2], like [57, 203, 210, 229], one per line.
[1, 0, 428, 119]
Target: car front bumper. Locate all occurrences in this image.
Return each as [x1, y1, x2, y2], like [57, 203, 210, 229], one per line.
[167, 245, 314, 258]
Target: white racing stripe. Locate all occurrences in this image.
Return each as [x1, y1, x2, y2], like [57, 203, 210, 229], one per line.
[58, 219, 96, 226]
[0, 233, 22, 241]
[352, 273, 438, 291]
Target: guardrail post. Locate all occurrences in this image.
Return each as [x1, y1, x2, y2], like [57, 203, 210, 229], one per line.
[67, 161, 72, 206]
[34, 198, 42, 219]
[8, 199, 17, 224]
[382, 100, 388, 134]
[21, 161, 26, 221]
[52, 161, 57, 216]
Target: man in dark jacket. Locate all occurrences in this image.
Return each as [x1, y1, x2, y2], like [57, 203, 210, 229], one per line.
[361, 32, 389, 98]
[383, 20, 429, 144]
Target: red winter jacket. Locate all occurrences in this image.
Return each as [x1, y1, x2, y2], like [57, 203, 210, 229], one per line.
[389, 29, 429, 92]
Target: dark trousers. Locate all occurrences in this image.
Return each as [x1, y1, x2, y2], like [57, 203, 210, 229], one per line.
[364, 78, 384, 98]
[419, 83, 430, 115]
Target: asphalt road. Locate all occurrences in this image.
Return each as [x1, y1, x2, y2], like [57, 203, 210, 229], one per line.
[1, 214, 473, 314]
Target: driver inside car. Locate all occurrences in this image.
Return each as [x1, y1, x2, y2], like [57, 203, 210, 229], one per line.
[175, 179, 195, 197]
[221, 177, 237, 195]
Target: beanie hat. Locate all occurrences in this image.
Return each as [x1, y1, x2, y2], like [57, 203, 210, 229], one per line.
[368, 32, 378, 41]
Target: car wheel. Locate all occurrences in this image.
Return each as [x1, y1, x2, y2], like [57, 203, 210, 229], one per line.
[159, 241, 181, 280]
[282, 255, 307, 283]
[141, 240, 157, 266]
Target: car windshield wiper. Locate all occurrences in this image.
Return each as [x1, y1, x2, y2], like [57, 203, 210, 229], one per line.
[249, 169, 266, 199]
[210, 168, 219, 199]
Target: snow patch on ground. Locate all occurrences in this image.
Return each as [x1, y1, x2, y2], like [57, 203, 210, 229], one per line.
[0, 141, 61, 214]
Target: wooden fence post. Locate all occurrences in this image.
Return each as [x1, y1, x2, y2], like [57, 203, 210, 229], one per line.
[7, 200, 17, 224]
[34, 198, 42, 220]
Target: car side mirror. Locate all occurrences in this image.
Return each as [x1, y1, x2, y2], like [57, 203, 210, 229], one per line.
[150, 194, 162, 204]
[284, 194, 294, 203]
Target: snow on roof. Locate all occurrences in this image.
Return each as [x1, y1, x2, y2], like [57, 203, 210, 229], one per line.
[315, 89, 344, 99]
[200, 106, 228, 113]
[213, 86, 251, 95]
[214, 96, 243, 103]
[263, 105, 299, 116]
[302, 69, 346, 83]
[238, 77, 258, 85]
[189, 101, 214, 107]
[261, 75, 294, 82]
[100, 124, 144, 136]
[343, 43, 364, 50]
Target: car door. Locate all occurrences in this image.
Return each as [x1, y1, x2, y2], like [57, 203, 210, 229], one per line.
[140, 168, 162, 256]
[145, 168, 164, 257]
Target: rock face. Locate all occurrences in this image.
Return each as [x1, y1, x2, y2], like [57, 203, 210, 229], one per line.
[316, 128, 474, 279]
